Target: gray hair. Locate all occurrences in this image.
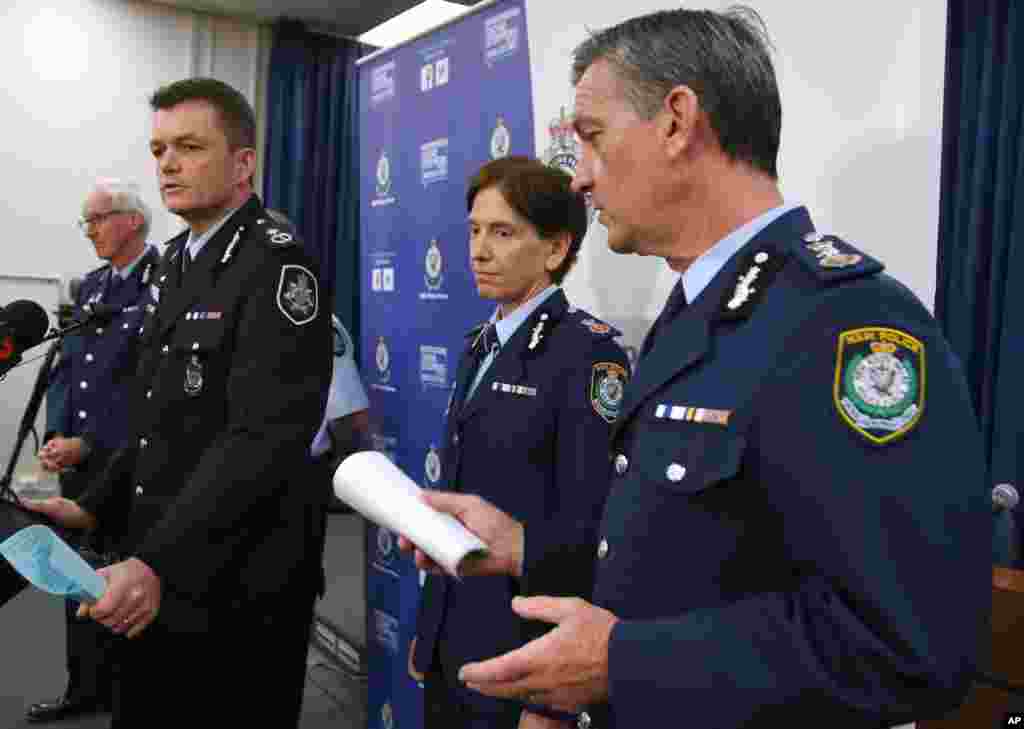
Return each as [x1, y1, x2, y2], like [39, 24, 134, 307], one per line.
[571, 5, 781, 178]
[92, 179, 152, 238]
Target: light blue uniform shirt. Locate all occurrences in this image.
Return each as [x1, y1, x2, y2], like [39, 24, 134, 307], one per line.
[680, 203, 799, 304]
[184, 203, 244, 261]
[465, 284, 559, 401]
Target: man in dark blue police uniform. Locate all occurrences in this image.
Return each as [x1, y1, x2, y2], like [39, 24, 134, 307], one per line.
[400, 8, 991, 729]
[26, 78, 330, 727]
[27, 180, 159, 724]
[408, 156, 630, 729]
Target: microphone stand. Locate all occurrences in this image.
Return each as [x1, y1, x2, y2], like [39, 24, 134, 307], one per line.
[0, 318, 93, 504]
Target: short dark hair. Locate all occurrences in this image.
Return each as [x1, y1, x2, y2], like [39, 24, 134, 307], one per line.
[572, 6, 781, 178]
[149, 77, 256, 150]
[467, 156, 588, 285]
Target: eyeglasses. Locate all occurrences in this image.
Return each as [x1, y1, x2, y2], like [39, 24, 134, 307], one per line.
[77, 210, 127, 231]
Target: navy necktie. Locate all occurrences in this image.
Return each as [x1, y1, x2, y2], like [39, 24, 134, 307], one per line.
[180, 247, 192, 283]
[640, 279, 688, 358]
[464, 323, 499, 402]
[476, 323, 498, 358]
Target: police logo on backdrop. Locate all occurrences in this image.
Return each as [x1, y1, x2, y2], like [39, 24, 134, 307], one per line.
[373, 150, 395, 207]
[419, 38, 452, 93]
[370, 60, 396, 107]
[419, 345, 448, 388]
[276, 265, 318, 326]
[490, 115, 511, 159]
[834, 327, 925, 445]
[420, 238, 447, 300]
[435, 56, 449, 86]
[375, 335, 391, 383]
[425, 238, 443, 290]
[544, 107, 579, 177]
[421, 138, 449, 186]
[372, 526, 400, 578]
[424, 444, 442, 486]
[373, 610, 400, 654]
[591, 362, 628, 423]
[484, 6, 522, 66]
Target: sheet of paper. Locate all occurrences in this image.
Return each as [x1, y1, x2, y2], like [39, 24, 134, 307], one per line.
[334, 451, 488, 577]
[0, 525, 105, 603]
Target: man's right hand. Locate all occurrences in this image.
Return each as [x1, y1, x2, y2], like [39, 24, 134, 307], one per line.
[19, 497, 97, 531]
[397, 492, 525, 578]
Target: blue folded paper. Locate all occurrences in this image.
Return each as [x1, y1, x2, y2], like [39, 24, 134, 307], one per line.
[0, 524, 106, 604]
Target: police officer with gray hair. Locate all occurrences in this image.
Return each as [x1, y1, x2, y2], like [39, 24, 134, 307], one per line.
[400, 8, 990, 729]
[28, 179, 158, 723]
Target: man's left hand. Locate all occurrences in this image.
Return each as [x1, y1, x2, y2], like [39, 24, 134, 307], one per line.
[78, 557, 161, 639]
[459, 596, 618, 712]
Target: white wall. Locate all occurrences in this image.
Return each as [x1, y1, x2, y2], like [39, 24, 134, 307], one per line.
[0, 0, 264, 482]
[526, 0, 947, 352]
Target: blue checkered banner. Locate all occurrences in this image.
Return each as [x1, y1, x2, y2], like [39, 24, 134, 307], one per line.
[357, 1, 534, 726]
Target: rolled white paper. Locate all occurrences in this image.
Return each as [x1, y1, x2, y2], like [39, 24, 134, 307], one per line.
[333, 451, 488, 577]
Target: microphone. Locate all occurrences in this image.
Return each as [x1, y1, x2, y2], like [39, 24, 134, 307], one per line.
[0, 300, 49, 367]
[80, 301, 120, 324]
[993, 483, 1019, 512]
[66, 276, 83, 306]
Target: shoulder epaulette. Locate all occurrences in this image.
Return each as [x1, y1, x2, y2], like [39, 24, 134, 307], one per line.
[253, 215, 299, 249]
[792, 231, 884, 284]
[565, 308, 622, 339]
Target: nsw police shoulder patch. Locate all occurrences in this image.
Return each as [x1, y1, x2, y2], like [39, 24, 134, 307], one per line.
[277, 264, 319, 326]
[834, 327, 925, 445]
[591, 361, 628, 423]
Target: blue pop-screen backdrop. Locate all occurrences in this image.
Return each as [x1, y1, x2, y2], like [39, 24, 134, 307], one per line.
[357, 2, 534, 726]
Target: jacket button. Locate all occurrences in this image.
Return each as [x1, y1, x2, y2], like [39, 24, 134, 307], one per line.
[95, 328, 104, 335]
[597, 539, 609, 560]
[135, 485, 144, 495]
[666, 463, 687, 482]
[161, 345, 169, 354]
[79, 381, 88, 390]
[122, 322, 130, 330]
[577, 712, 592, 729]
[453, 432, 460, 445]
[78, 410, 87, 419]
[85, 353, 94, 363]
[614, 454, 628, 475]
[146, 389, 153, 399]
[139, 437, 148, 448]
[192, 342, 200, 351]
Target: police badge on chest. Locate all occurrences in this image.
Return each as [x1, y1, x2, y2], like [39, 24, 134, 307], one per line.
[184, 355, 204, 396]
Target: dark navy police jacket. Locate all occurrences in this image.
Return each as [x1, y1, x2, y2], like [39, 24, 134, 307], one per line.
[49, 248, 160, 471]
[414, 289, 631, 708]
[525, 208, 990, 728]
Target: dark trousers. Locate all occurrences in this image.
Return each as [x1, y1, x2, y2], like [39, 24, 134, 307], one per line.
[59, 468, 113, 704]
[63, 598, 114, 703]
[109, 590, 316, 727]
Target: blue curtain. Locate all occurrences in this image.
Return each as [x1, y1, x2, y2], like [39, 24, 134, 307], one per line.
[936, 1, 1024, 564]
[263, 19, 371, 354]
